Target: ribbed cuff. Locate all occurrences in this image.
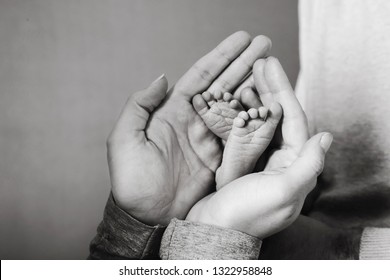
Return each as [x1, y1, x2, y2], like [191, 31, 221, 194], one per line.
[360, 227, 390, 259]
[89, 193, 166, 259]
[160, 218, 262, 260]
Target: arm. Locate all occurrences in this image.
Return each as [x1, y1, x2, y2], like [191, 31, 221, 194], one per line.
[88, 194, 165, 259]
[88, 197, 261, 260]
[159, 57, 333, 260]
[88, 32, 272, 259]
[160, 219, 262, 260]
[160, 132, 332, 259]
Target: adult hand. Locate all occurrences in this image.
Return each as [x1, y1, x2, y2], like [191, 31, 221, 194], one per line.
[187, 56, 333, 238]
[186, 132, 333, 238]
[251, 58, 363, 259]
[107, 31, 272, 225]
[252, 56, 309, 170]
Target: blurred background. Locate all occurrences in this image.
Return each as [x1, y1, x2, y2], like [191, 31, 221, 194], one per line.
[0, 0, 299, 259]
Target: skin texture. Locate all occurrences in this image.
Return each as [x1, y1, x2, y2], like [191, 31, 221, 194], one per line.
[107, 31, 273, 225]
[108, 30, 335, 248]
[215, 103, 282, 189]
[192, 91, 244, 141]
[186, 132, 332, 238]
[241, 56, 362, 259]
[187, 57, 333, 238]
[252, 57, 309, 171]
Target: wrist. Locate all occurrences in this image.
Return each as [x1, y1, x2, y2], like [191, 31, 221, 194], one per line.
[111, 191, 163, 226]
[186, 194, 253, 237]
[186, 193, 228, 228]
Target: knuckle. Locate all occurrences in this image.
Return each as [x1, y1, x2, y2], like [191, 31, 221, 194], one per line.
[215, 78, 233, 92]
[279, 202, 300, 224]
[129, 90, 142, 102]
[193, 62, 214, 83]
[172, 82, 187, 96]
[215, 45, 232, 64]
[236, 54, 253, 70]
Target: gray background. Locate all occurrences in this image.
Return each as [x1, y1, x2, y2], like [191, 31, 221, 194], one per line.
[0, 0, 299, 259]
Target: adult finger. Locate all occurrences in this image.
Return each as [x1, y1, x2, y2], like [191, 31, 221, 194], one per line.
[264, 57, 305, 122]
[265, 57, 309, 148]
[110, 75, 168, 143]
[208, 35, 272, 95]
[254, 57, 309, 150]
[285, 132, 333, 193]
[253, 59, 274, 107]
[174, 31, 252, 100]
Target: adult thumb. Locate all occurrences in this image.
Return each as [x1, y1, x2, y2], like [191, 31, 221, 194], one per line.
[114, 74, 168, 141]
[285, 132, 333, 192]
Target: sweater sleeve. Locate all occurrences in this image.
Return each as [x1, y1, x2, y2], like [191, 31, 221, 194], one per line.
[359, 227, 390, 259]
[159, 218, 262, 260]
[88, 193, 166, 259]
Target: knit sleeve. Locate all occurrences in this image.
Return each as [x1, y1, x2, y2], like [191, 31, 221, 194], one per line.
[359, 227, 390, 259]
[160, 218, 262, 260]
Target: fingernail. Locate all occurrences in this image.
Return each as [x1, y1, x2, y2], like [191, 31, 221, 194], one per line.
[320, 133, 333, 153]
[152, 73, 165, 84]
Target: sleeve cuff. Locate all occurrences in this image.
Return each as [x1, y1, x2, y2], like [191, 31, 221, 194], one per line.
[360, 227, 390, 259]
[89, 193, 166, 259]
[160, 218, 262, 260]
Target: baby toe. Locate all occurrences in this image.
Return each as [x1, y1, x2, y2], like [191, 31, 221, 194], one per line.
[229, 99, 244, 111]
[214, 91, 223, 100]
[233, 117, 246, 128]
[259, 106, 269, 120]
[223, 92, 233, 102]
[248, 108, 259, 119]
[238, 111, 250, 121]
[202, 91, 212, 102]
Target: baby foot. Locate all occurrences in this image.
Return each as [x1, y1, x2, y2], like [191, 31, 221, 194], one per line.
[192, 91, 244, 141]
[216, 102, 283, 190]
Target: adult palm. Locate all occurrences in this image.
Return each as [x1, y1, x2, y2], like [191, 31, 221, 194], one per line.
[107, 32, 272, 225]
